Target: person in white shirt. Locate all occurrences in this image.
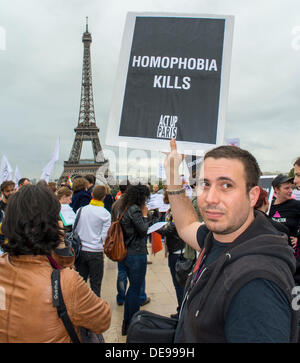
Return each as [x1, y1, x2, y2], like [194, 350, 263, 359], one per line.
[75, 185, 111, 297]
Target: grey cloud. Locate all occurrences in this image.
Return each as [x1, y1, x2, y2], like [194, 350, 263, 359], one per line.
[1, 0, 300, 180]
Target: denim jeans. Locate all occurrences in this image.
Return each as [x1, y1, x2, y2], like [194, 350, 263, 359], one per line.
[120, 254, 147, 324]
[168, 253, 185, 312]
[116, 262, 147, 304]
[77, 251, 104, 297]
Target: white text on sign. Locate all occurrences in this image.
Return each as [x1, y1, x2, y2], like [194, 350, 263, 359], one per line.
[132, 55, 218, 91]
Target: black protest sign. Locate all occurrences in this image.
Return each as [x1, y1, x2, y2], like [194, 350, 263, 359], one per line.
[106, 13, 234, 154]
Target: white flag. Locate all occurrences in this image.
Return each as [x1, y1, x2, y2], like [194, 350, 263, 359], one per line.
[40, 137, 60, 183]
[14, 165, 22, 186]
[226, 138, 240, 147]
[0, 155, 13, 185]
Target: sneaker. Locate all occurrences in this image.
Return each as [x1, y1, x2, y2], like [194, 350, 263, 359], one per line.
[116, 300, 124, 306]
[147, 261, 152, 264]
[140, 297, 151, 306]
[170, 312, 179, 319]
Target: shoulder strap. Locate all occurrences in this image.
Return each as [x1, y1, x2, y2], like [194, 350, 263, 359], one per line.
[73, 207, 83, 232]
[117, 207, 128, 221]
[51, 269, 81, 343]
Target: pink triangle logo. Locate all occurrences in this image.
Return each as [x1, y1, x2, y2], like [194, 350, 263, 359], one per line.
[273, 211, 281, 218]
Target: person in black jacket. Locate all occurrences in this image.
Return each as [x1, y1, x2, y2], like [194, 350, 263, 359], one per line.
[118, 184, 150, 335]
[70, 177, 91, 213]
[103, 184, 114, 213]
[111, 185, 150, 308]
[269, 175, 300, 249]
[164, 139, 298, 343]
[255, 186, 290, 235]
[157, 191, 185, 319]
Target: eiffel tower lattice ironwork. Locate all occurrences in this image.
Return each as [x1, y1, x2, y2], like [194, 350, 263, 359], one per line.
[60, 19, 114, 184]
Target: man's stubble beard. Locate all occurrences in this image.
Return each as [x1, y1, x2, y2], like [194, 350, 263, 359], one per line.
[201, 205, 251, 236]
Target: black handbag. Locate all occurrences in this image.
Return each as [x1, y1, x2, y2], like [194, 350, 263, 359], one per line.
[51, 269, 104, 343]
[175, 252, 196, 287]
[64, 207, 83, 261]
[126, 310, 178, 343]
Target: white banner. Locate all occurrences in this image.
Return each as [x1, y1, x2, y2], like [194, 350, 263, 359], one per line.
[0, 155, 13, 185]
[40, 137, 60, 183]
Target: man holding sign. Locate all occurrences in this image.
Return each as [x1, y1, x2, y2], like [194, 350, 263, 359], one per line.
[164, 139, 298, 343]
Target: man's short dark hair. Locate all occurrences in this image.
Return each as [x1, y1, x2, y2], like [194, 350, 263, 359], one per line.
[92, 185, 106, 200]
[85, 174, 96, 185]
[294, 158, 300, 168]
[18, 178, 30, 187]
[204, 146, 261, 192]
[1, 180, 15, 193]
[1, 185, 64, 256]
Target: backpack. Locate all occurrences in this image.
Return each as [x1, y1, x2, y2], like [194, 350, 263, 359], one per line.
[104, 208, 127, 262]
[126, 310, 178, 343]
[64, 207, 83, 261]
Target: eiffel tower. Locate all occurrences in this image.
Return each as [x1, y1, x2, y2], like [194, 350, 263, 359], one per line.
[60, 18, 114, 185]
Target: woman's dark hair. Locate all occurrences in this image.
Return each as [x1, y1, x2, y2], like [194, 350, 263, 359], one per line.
[119, 184, 150, 211]
[1, 184, 64, 256]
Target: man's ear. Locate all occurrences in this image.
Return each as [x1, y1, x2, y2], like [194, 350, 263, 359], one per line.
[249, 185, 260, 208]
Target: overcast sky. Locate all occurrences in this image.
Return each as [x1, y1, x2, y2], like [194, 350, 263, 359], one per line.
[1, 0, 300, 181]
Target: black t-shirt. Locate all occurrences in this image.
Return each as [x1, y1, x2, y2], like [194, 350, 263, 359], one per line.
[269, 199, 300, 237]
[195, 227, 291, 343]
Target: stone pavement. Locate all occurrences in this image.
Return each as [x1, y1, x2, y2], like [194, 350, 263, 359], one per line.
[101, 245, 178, 343]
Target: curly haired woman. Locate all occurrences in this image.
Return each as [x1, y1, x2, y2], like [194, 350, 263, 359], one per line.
[118, 184, 150, 335]
[0, 184, 111, 342]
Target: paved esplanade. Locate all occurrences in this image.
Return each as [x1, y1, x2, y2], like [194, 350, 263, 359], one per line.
[102, 244, 177, 343]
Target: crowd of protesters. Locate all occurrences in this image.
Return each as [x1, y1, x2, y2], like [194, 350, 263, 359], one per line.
[0, 153, 300, 343]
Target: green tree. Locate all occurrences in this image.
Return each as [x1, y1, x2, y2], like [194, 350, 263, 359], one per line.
[288, 168, 295, 178]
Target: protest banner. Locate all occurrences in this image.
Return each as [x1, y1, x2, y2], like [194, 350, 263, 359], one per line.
[0, 155, 13, 185]
[40, 137, 60, 183]
[106, 12, 234, 155]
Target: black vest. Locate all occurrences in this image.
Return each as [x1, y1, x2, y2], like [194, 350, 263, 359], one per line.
[175, 214, 298, 343]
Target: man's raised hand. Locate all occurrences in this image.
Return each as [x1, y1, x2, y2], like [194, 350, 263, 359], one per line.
[163, 139, 184, 187]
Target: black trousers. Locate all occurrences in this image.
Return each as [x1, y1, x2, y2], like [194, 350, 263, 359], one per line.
[77, 251, 104, 297]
